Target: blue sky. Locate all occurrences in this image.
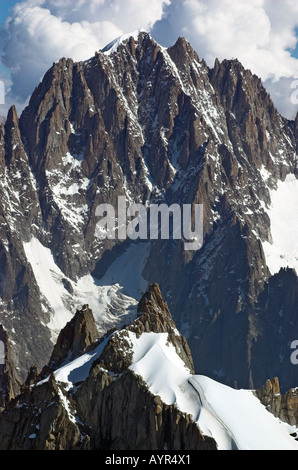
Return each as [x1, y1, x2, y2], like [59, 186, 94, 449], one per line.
[0, 0, 17, 75]
[292, 27, 298, 58]
[0, 0, 16, 25]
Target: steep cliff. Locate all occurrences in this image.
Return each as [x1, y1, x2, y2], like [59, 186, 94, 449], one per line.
[0, 285, 216, 450]
[0, 32, 297, 394]
[0, 325, 21, 411]
[255, 377, 298, 429]
[0, 285, 296, 450]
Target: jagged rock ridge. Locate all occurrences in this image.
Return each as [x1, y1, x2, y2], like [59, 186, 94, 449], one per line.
[0, 285, 296, 450]
[0, 285, 217, 450]
[0, 32, 296, 394]
[255, 377, 298, 429]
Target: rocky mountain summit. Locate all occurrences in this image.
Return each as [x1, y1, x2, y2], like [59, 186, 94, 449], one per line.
[0, 285, 217, 450]
[0, 284, 296, 451]
[0, 31, 297, 399]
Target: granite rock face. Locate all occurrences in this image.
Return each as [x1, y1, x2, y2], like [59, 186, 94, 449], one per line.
[39, 304, 99, 379]
[255, 377, 298, 429]
[0, 32, 297, 394]
[0, 325, 21, 411]
[0, 285, 217, 451]
[97, 283, 195, 375]
[0, 285, 296, 450]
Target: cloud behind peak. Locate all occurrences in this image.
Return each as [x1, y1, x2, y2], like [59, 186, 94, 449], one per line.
[1, 0, 298, 119]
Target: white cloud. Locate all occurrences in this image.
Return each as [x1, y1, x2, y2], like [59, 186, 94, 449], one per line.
[151, 0, 298, 118]
[1, 0, 167, 114]
[153, 0, 298, 78]
[263, 76, 298, 120]
[1, 0, 298, 119]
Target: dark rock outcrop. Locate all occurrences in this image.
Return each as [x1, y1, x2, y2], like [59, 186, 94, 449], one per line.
[255, 377, 298, 428]
[0, 31, 297, 394]
[40, 305, 99, 378]
[76, 368, 215, 451]
[0, 372, 87, 450]
[0, 325, 22, 411]
[98, 283, 195, 374]
[250, 269, 298, 392]
[0, 285, 217, 450]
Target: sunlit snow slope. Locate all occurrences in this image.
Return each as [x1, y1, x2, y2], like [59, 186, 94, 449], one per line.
[45, 329, 298, 450]
[23, 237, 149, 341]
[262, 174, 298, 276]
[127, 331, 298, 450]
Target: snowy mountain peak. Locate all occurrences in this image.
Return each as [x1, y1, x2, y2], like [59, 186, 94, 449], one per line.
[0, 32, 297, 452]
[101, 28, 147, 55]
[0, 286, 297, 450]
